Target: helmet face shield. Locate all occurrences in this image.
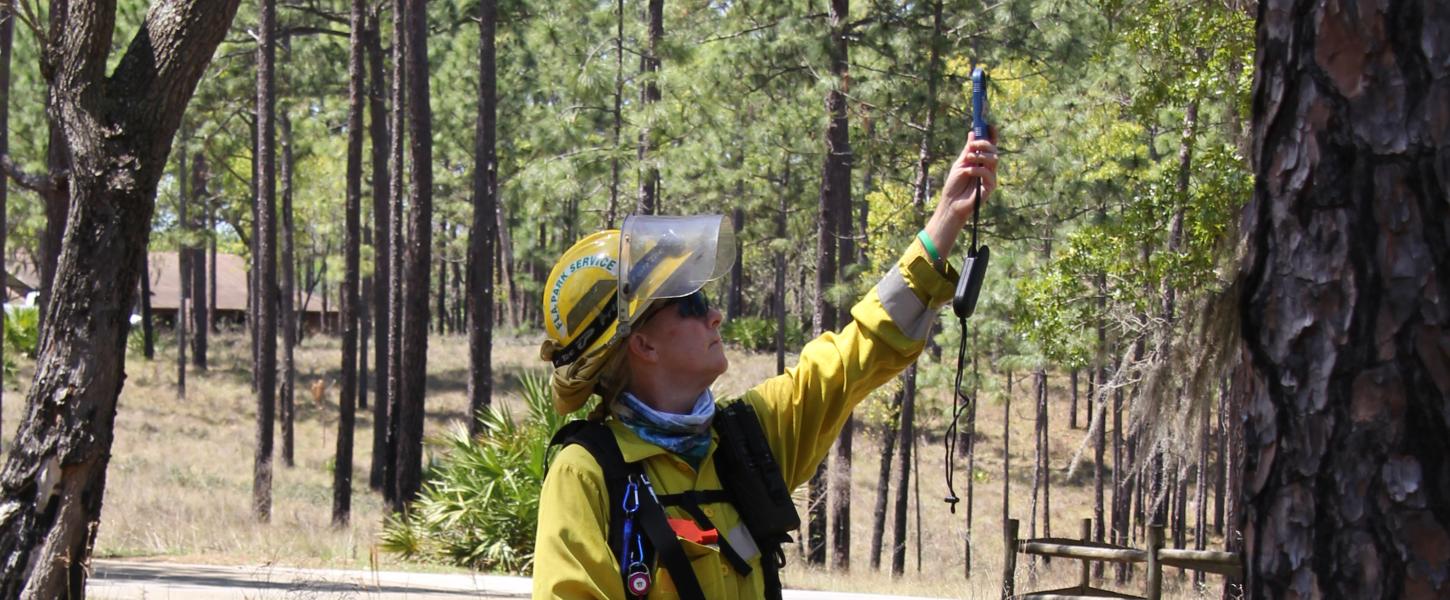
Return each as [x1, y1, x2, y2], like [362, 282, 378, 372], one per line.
[617, 215, 736, 333]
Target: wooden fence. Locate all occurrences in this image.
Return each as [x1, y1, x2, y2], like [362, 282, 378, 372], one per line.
[1001, 518, 1241, 600]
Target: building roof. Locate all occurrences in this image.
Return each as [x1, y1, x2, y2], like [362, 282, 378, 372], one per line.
[6, 251, 336, 314]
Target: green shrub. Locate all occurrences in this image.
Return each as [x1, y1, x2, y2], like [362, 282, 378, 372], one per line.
[4, 306, 39, 359]
[379, 370, 581, 575]
[721, 316, 805, 352]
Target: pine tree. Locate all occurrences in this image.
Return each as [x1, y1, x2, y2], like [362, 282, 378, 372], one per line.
[394, 0, 434, 509]
[253, 0, 280, 522]
[467, 0, 499, 433]
[1240, 0, 1448, 595]
[334, 0, 366, 526]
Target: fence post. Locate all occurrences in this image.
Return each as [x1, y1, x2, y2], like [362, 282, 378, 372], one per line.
[1079, 518, 1092, 590]
[1147, 525, 1164, 600]
[1002, 519, 1019, 600]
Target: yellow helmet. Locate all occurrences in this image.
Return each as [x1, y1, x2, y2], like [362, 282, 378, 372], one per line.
[541, 230, 623, 368]
[540, 215, 736, 412]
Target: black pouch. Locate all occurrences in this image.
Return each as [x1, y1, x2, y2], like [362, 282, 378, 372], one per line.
[712, 401, 800, 538]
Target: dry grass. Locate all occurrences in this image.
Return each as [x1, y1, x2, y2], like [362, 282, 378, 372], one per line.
[1, 329, 1224, 598]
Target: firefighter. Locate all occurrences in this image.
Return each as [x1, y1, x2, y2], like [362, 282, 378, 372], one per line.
[534, 131, 999, 599]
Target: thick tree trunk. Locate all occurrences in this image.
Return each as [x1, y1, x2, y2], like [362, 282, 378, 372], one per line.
[383, 0, 407, 505]
[1238, 0, 1450, 596]
[467, 0, 498, 434]
[635, 0, 662, 215]
[364, 17, 390, 491]
[394, 0, 433, 510]
[253, 0, 279, 522]
[334, 0, 365, 526]
[0, 0, 239, 594]
[279, 111, 297, 469]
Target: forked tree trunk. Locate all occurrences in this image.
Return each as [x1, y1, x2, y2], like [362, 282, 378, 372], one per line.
[0, 0, 240, 594]
[1238, 0, 1449, 596]
[467, 0, 498, 433]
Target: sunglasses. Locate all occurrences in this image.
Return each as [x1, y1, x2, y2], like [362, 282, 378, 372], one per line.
[668, 290, 712, 319]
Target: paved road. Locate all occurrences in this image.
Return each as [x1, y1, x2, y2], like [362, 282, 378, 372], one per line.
[88, 560, 944, 600]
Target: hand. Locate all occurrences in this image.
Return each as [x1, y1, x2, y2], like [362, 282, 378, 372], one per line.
[938, 129, 999, 222]
[923, 128, 999, 260]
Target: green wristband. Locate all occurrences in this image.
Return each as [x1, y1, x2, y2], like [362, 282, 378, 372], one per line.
[917, 230, 942, 264]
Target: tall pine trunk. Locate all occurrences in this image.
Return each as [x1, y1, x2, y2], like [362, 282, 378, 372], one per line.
[383, 0, 407, 505]
[0, 0, 239, 593]
[175, 142, 189, 400]
[467, 0, 498, 434]
[253, 0, 279, 522]
[394, 0, 434, 509]
[0, 0, 10, 440]
[279, 111, 297, 468]
[189, 152, 208, 370]
[890, 365, 916, 576]
[635, 0, 662, 215]
[1239, 0, 1449, 596]
[334, 0, 365, 526]
[364, 18, 391, 492]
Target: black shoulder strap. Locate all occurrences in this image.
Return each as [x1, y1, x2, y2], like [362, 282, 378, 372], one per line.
[550, 420, 707, 600]
[712, 401, 796, 600]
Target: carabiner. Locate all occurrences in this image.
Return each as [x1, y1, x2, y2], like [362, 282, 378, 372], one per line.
[623, 478, 640, 515]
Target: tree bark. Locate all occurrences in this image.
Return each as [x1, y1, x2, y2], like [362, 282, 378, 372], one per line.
[394, 0, 434, 510]
[253, 0, 279, 521]
[334, 0, 364, 526]
[635, 0, 662, 215]
[175, 140, 189, 399]
[0, 0, 10, 438]
[869, 393, 899, 571]
[890, 365, 916, 576]
[364, 16, 390, 491]
[279, 110, 297, 469]
[189, 152, 208, 370]
[774, 159, 789, 375]
[383, 0, 407, 505]
[605, 0, 622, 229]
[467, 0, 498, 435]
[140, 252, 154, 360]
[0, 0, 240, 593]
[1238, 0, 1450, 597]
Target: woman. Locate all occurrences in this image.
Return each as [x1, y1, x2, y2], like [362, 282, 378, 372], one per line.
[533, 131, 999, 599]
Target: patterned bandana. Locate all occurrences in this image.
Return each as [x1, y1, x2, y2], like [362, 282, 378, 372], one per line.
[612, 390, 716, 470]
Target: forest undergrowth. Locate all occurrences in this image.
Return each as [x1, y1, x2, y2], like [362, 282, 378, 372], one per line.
[1, 330, 1218, 598]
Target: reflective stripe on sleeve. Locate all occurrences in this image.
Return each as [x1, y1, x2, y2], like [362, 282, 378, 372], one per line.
[877, 265, 933, 341]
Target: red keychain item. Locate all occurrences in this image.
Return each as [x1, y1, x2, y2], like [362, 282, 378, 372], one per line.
[667, 517, 719, 545]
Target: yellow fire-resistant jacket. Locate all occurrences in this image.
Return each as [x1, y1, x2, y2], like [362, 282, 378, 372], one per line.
[533, 239, 958, 599]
